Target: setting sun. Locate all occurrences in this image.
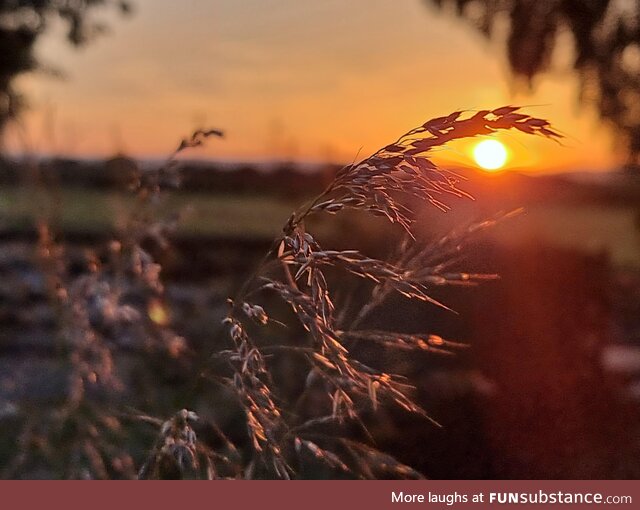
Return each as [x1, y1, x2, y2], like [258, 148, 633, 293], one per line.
[473, 139, 508, 171]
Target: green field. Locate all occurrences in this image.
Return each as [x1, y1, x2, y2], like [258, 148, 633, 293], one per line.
[1, 185, 639, 267]
[496, 204, 640, 268]
[0, 186, 299, 239]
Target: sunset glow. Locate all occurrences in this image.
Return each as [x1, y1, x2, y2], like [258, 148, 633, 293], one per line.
[3, 0, 623, 173]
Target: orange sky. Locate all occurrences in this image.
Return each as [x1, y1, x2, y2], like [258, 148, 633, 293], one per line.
[6, 0, 624, 173]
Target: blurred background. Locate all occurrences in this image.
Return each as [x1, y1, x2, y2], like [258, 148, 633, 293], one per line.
[1, 0, 640, 479]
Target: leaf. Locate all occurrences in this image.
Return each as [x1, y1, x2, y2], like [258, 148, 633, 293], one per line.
[492, 105, 520, 116]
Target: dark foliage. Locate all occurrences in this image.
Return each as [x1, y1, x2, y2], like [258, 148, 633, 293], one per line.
[0, 0, 131, 139]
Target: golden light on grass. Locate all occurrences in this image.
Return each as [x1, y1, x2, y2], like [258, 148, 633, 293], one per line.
[473, 139, 508, 171]
[148, 298, 170, 327]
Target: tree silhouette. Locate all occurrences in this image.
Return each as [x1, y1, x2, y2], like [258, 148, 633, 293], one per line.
[427, 0, 640, 170]
[0, 0, 131, 145]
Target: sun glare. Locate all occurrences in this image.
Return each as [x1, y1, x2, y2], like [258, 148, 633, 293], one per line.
[473, 139, 508, 171]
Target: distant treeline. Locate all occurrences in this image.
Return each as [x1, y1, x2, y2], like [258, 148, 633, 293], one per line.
[0, 156, 338, 197]
[2, 155, 640, 207]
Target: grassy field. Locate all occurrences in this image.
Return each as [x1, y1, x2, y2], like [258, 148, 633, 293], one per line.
[0, 186, 298, 239]
[498, 204, 640, 268]
[2, 185, 639, 267]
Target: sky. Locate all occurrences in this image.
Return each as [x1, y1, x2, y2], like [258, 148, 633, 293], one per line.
[6, 0, 625, 173]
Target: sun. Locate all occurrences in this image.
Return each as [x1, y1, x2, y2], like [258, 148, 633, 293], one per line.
[473, 139, 508, 171]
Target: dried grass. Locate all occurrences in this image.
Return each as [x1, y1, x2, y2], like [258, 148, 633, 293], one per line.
[210, 107, 559, 479]
[4, 107, 557, 479]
